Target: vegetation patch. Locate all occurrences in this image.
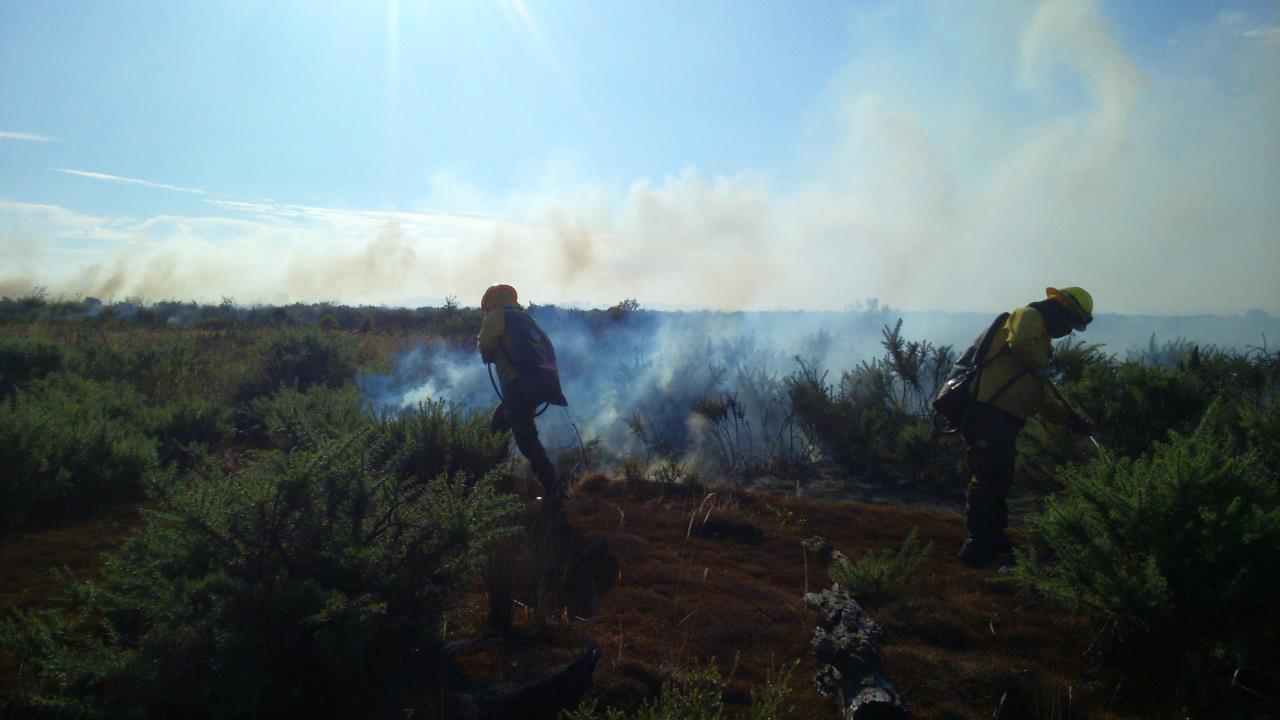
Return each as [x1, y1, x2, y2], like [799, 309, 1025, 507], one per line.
[2, 420, 520, 718]
[1013, 399, 1280, 711]
[829, 528, 932, 601]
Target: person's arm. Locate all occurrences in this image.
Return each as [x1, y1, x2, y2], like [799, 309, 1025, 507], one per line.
[476, 311, 506, 364]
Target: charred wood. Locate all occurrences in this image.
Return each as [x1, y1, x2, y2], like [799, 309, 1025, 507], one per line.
[804, 585, 908, 720]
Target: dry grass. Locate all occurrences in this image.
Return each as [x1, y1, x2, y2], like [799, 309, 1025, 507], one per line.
[436, 478, 1183, 719]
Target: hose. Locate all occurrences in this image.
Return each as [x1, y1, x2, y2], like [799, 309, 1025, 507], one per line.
[488, 362, 549, 417]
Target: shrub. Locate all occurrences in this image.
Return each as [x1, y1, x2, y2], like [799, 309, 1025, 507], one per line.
[787, 320, 955, 485]
[1, 429, 521, 718]
[1021, 342, 1278, 489]
[894, 419, 963, 484]
[235, 327, 360, 403]
[786, 361, 878, 474]
[0, 375, 158, 535]
[142, 395, 234, 465]
[1239, 396, 1280, 474]
[0, 336, 66, 394]
[563, 658, 799, 720]
[240, 384, 505, 484]
[624, 350, 726, 459]
[239, 383, 369, 448]
[650, 459, 698, 488]
[74, 332, 205, 402]
[379, 399, 510, 483]
[829, 528, 932, 600]
[690, 363, 814, 480]
[1012, 400, 1280, 708]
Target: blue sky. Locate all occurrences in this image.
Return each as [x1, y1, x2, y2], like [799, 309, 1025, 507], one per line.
[2, 0, 1278, 313]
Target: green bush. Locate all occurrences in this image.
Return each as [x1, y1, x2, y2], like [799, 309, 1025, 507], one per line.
[787, 321, 956, 485]
[894, 419, 962, 484]
[0, 336, 66, 393]
[240, 385, 507, 482]
[828, 528, 932, 600]
[1013, 400, 1280, 706]
[235, 327, 360, 403]
[0, 375, 158, 535]
[564, 658, 799, 720]
[75, 333, 206, 400]
[786, 361, 886, 475]
[1, 429, 521, 718]
[379, 400, 510, 483]
[1238, 396, 1280, 474]
[239, 383, 369, 448]
[142, 395, 234, 465]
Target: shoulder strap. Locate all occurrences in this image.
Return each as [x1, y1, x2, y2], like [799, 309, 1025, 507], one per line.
[496, 308, 519, 368]
[973, 312, 1010, 367]
[969, 312, 1011, 399]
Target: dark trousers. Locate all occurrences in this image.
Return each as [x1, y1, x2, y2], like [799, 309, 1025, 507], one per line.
[490, 377, 560, 498]
[961, 404, 1021, 547]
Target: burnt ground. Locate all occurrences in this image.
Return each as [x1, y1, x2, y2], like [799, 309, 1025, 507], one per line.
[424, 475, 1181, 719]
[0, 477, 1183, 719]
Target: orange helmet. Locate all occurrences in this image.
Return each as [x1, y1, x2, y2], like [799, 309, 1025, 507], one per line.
[480, 283, 518, 313]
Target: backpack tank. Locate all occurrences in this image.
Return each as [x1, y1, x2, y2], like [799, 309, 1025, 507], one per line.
[501, 309, 568, 407]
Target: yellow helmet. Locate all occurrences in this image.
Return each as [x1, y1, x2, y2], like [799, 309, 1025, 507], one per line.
[1046, 286, 1093, 330]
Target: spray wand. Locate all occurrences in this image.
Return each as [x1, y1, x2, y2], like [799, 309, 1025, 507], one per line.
[1046, 380, 1109, 461]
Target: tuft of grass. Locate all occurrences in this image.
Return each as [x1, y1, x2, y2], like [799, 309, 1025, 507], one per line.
[829, 528, 932, 600]
[563, 656, 799, 720]
[648, 460, 699, 492]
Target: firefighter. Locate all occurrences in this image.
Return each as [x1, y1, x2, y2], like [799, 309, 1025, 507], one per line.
[959, 286, 1097, 567]
[477, 283, 564, 505]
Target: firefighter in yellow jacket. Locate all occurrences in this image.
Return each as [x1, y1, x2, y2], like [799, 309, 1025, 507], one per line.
[959, 286, 1096, 567]
[477, 283, 563, 504]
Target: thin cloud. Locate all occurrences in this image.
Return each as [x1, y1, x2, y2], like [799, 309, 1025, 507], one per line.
[203, 197, 507, 236]
[53, 168, 208, 195]
[1, 130, 56, 142]
[0, 199, 133, 241]
[1243, 25, 1280, 46]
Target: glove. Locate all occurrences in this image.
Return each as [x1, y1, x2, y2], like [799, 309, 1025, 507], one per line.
[1067, 414, 1096, 437]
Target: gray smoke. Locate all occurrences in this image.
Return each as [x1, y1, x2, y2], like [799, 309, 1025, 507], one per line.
[358, 308, 900, 471]
[358, 303, 1280, 474]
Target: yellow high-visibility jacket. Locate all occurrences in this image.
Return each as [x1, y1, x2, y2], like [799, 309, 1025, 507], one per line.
[477, 295, 523, 387]
[970, 306, 1071, 423]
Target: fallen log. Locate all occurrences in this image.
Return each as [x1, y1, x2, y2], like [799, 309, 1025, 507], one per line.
[804, 585, 908, 720]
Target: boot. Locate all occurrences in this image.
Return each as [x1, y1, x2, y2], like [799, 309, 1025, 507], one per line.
[958, 538, 996, 568]
[959, 535, 1014, 568]
[534, 462, 563, 509]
